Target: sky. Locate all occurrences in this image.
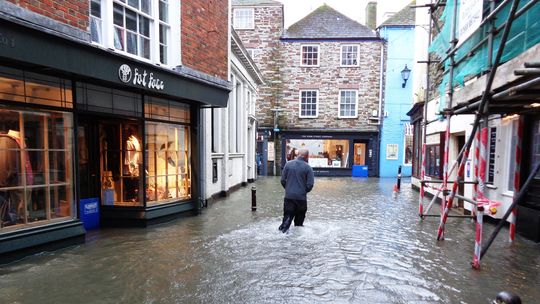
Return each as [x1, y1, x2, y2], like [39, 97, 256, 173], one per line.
[275, 0, 413, 29]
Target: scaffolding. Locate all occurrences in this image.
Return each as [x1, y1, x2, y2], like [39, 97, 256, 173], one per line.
[414, 0, 540, 269]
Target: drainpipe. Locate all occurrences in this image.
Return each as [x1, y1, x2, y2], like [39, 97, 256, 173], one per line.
[378, 40, 385, 125]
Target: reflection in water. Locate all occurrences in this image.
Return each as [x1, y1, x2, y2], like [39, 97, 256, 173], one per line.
[1, 177, 539, 303]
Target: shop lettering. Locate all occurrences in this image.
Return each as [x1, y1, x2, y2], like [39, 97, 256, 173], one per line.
[133, 68, 165, 90]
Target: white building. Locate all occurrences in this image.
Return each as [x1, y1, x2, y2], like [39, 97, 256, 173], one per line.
[203, 30, 264, 200]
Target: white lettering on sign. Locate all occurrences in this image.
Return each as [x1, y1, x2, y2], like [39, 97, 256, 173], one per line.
[118, 64, 165, 91]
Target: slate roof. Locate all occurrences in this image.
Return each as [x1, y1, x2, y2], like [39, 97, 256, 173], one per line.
[282, 4, 377, 39]
[232, 0, 282, 6]
[379, 1, 416, 27]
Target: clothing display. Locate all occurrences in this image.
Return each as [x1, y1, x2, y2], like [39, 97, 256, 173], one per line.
[124, 134, 141, 176]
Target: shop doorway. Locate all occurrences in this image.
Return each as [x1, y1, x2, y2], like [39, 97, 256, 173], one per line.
[77, 117, 143, 207]
[354, 143, 366, 166]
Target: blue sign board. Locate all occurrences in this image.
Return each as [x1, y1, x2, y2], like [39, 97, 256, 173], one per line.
[80, 198, 100, 230]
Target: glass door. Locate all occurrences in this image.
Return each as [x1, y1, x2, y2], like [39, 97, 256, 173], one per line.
[354, 143, 366, 166]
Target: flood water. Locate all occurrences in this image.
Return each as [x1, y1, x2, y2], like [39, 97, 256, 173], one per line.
[1, 177, 539, 303]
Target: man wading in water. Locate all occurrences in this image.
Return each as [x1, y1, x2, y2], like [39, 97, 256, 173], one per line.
[278, 148, 314, 233]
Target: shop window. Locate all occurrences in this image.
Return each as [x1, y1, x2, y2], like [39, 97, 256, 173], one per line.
[76, 83, 143, 116]
[90, 0, 177, 66]
[100, 122, 143, 206]
[404, 123, 413, 165]
[341, 45, 359, 66]
[145, 122, 190, 205]
[426, 144, 441, 178]
[233, 8, 254, 29]
[0, 66, 73, 108]
[0, 107, 73, 232]
[299, 90, 318, 118]
[286, 139, 350, 168]
[301, 45, 319, 66]
[488, 127, 497, 184]
[144, 96, 190, 123]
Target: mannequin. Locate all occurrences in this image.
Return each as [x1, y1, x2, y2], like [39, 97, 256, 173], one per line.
[124, 129, 141, 176]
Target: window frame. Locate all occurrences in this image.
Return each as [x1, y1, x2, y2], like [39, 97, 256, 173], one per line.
[298, 90, 319, 118]
[340, 44, 360, 67]
[90, 0, 180, 67]
[338, 90, 358, 118]
[233, 8, 255, 30]
[300, 44, 320, 67]
[386, 143, 399, 160]
[403, 124, 413, 166]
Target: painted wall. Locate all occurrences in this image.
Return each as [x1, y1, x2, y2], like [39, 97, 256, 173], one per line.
[379, 26, 415, 177]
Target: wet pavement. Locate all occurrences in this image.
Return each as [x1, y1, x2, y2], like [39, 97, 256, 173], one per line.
[1, 177, 540, 303]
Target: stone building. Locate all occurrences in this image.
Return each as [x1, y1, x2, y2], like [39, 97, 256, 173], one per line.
[232, 1, 385, 176]
[0, 0, 230, 262]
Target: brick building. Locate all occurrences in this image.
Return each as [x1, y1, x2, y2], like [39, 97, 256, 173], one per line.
[232, 1, 385, 176]
[0, 0, 230, 262]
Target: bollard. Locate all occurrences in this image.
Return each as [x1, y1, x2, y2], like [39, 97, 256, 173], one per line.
[251, 186, 257, 211]
[397, 165, 402, 190]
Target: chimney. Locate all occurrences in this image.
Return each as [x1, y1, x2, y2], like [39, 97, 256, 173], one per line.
[365, 1, 377, 30]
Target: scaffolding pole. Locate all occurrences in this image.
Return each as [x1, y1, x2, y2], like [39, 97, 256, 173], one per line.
[418, 0, 524, 270]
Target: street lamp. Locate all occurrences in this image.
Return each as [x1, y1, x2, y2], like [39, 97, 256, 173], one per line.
[401, 64, 411, 88]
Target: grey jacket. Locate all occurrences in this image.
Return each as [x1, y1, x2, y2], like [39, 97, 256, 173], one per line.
[280, 156, 314, 200]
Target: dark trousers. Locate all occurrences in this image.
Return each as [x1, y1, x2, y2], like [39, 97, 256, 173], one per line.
[279, 198, 307, 232]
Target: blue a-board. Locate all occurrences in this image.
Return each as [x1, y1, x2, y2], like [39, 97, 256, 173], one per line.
[352, 165, 368, 177]
[80, 198, 100, 230]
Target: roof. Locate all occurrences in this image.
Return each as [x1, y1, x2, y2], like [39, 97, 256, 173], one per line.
[282, 4, 378, 39]
[379, 1, 416, 27]
[231, 0, 282, 6]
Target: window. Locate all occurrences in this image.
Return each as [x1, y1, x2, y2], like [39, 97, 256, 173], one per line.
[90, 0, 103, 43]
[404, 124, 413, 165]
[426, 144, 441, 177]
[386, 144, 398, 160]
[488, 127, 497, 184]
[233, 8, 254, 29]
[341, 45, 359, 66]
[0, 107, 74, 232]
[145, 122, 191, 205]
[299, 90, 318, 118]
[301, 45, 319, 66]
[91, 0, 176, 65]
[287, 139, 350, 168]
[339, 90, 358, 118]
[508, 120, 518, 191]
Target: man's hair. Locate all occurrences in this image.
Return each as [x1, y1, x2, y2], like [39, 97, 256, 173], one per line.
[298, 148, 309, 157]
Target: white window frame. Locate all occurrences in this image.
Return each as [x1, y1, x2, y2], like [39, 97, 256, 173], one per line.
[386, 144, 398, 160]
[299, 90, 319, 118]
[90, 0, 180, 67]
[341, 45, 360, 66]
[300, 45, 320, 67]
[338, 90, 358, 118]
[233, 8, 254, 30]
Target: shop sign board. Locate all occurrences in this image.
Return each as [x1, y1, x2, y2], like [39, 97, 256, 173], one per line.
[458, 0, 483, 46]
[118, 64, 165, 90]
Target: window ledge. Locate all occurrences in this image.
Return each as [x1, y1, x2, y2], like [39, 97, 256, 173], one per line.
[211, 153, 225, 159]
[486, 184, 498, 190]
[501, 191, 514, 198]
[229, 153, 245, 158]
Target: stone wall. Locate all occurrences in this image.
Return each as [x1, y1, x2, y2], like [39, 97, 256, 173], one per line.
[234, 4, 284, 127]
[279, 41, 382, 131]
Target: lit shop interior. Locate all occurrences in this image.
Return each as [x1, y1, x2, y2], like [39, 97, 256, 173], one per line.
[285, 139, 367, 168]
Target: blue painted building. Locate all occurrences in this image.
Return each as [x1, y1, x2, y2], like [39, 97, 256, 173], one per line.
[378, 3, 415, 177]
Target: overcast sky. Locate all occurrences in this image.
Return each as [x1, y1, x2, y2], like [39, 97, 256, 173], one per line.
[275, 0, 369, 28]
[275, 0, 413, 29]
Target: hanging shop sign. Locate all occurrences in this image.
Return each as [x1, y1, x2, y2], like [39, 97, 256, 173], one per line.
[118, 64, 165, 91]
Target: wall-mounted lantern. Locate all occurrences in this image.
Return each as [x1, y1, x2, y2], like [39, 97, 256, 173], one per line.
[401, 64, 411, 88]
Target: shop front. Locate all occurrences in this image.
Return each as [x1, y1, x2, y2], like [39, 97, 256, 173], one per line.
[281, 131, 379, 177]
[0, 19, 229, 262]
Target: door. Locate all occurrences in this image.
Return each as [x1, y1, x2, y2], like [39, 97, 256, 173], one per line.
[457, 135, 465, 208]
[354, 143, 366, 165]
[77, 117, 101, 201]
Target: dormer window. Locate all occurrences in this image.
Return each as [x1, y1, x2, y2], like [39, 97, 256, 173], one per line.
[233, 8, 254, 29]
